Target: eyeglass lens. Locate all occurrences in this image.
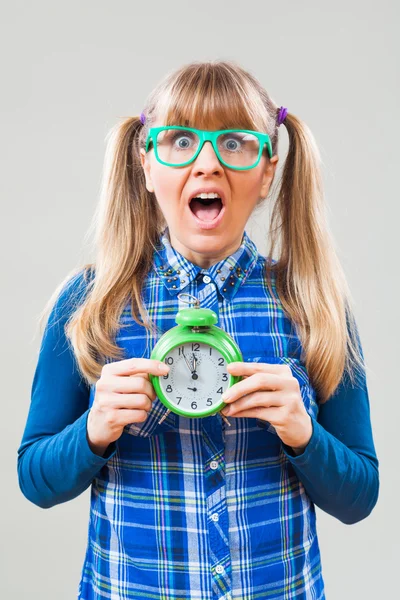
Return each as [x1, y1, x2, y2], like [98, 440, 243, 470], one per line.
[155, 128, 260, 168]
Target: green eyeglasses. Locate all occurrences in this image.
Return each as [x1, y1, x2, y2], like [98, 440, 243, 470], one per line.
[144, 126, 273, 170]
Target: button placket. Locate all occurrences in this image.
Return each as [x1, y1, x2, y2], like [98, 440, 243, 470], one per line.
[202, 414, 230, 591]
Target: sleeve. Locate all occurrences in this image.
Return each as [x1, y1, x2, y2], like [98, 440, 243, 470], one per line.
[17, 269, 117, 509]
[281, 324, 380, 525]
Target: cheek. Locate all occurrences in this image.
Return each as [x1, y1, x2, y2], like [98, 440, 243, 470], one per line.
[152, 170, 184, 213]
[233, 176, 263, 211]
[246, 171, 266, 193]
[232, 170, 263, 195]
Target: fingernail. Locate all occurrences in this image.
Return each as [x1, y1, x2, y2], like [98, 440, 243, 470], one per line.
[159, 363, 169, 373]
[221, 406, 231, 415]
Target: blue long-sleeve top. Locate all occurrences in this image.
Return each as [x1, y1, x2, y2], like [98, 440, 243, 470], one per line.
[17, 227, 380, 599]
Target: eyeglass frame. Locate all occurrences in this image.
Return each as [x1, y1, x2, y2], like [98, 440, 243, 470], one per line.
[144, 126, 273, 171]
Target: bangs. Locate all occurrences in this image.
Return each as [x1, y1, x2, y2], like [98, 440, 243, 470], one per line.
[157, 66, 261, 132]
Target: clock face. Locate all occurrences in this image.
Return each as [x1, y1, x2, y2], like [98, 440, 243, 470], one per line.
[158, 341, 231, 415]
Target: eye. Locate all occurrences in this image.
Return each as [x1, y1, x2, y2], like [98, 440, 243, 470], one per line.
[171, 131, 196, 150]
[176, 136, 190, 148]
[219, 133, 244, 153]
[225, 138, 240, 151]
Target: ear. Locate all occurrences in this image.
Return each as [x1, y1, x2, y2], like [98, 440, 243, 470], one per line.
[140, 148, 155, 193]
[260, 154, 279, 198]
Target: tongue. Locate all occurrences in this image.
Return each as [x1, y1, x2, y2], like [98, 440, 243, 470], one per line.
[190, 199, 221, 221]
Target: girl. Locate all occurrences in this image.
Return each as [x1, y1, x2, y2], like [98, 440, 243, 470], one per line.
[17, 60, 379, 599]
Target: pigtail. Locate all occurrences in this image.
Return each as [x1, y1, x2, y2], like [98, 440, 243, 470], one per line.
[265, 110, 366, 403]
[63, 115, 165, 383]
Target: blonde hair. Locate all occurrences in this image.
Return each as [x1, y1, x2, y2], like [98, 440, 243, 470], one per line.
[37, 59, 366, 404]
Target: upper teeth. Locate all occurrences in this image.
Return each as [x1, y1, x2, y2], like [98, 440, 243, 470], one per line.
[195, 192, 221, 199]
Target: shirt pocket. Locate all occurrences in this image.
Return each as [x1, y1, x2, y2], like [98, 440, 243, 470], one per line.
[123, 396, 178, 438]
[242, 354, 318, 433]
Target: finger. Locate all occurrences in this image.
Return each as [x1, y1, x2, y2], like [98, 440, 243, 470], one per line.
[222, 372, 283, 402]
[225, 406, 266, 419]
[227, 362, 290, 375]
[229, 406, 283, 423]
[108, 392, 153, 412]
[128, 371, 155, 382]
[223, 390, 283, 414]
[114, 408, 150, 426]
[98, 374, 156, 399]
[105, 358, 169, 377]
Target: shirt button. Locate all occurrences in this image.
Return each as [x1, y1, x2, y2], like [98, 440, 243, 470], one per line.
[202, 275, 211, 284]
[210, 460, 218, 470]
[215, 565, 224, 574]
[211, 513, 219, 522]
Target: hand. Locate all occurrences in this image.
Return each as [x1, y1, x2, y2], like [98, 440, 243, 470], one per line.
[220, 362, 313, 452]
[87, 357, 170, 455]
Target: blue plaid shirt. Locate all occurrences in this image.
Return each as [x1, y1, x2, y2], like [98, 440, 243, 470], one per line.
[18, 227, 379, 600]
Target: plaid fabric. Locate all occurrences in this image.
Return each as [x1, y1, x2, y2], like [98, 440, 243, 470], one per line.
[78, 227, 325, 599]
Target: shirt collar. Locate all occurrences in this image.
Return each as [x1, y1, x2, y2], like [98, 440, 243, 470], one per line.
[152, 226, 260, 302]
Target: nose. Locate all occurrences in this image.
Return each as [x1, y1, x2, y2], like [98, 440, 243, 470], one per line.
[192, 140, 223, 174]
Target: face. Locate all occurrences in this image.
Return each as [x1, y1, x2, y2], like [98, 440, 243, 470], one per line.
[140, 120, 279, 269]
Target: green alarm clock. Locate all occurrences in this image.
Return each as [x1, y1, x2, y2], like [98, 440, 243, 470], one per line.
[149, 293, 243, 424]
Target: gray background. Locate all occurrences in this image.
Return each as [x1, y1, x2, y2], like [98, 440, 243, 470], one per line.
[2, 1, 398, 598]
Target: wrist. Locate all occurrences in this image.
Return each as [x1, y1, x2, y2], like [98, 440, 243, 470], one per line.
[86, 427, 110, 457]
[87, 437, 109, 457]
[291, 415, 313, 455]
[86, 410, 111, 457]
[291, 444, 307, 456]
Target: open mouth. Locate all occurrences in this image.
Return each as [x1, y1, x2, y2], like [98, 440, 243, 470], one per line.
[189, 197, 224, 222]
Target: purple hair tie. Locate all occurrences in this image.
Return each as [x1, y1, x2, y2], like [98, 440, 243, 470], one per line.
[277, 106, 288, 127]
[140, 111, 146, 125]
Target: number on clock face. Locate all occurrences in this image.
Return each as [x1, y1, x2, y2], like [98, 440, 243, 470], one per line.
[159, 342, 230, 413]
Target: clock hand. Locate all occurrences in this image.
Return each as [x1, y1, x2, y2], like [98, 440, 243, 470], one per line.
[190, 352, 199, 379]
[187, 387, 197, 392]
[182, 349, 193, 372]
[186, 354, 198, 379]
[190, 353, 199, 380]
